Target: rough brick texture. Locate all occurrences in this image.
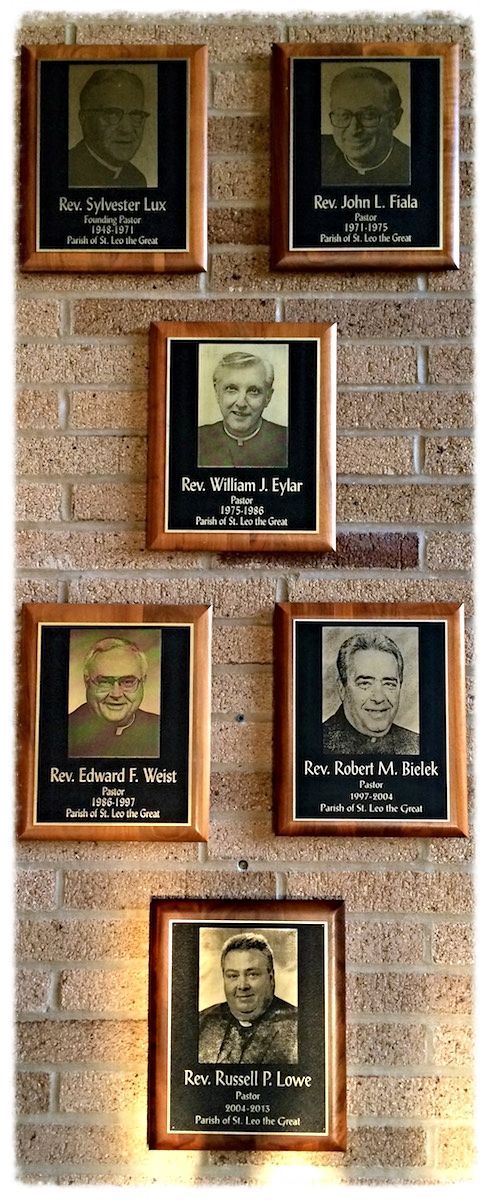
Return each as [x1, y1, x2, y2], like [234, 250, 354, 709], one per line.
[15, 9, 474, 1191]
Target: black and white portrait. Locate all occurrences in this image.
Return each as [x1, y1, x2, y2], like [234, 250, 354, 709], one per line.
[197, 342, 289, 469]
[322, 624, 420, 755]
[68, 626, 161, 758]
[198, 926, 298, 1064]
[320, 60, 411, 187]
[68, 63, 158, 188]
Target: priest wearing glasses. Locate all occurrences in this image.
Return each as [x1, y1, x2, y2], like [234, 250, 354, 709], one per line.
[321, 64, 410, 186]
[68, 636, 160, 757]
[69, 67, 150, 187]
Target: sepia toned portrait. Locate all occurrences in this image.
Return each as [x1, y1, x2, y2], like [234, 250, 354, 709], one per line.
[68, 626, 161, 758]
[198, 926, 298, 1064]
[68, 62, 158, 189]
[197, 342, 289, 469]
[320, 59, 411, 187]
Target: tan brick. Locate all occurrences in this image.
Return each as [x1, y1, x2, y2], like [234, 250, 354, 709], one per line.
[432, 1023, 474, 1068]
[17, 915, 147, 961]
[285, 298, 473, 340]
[213, 625, 272, 664]
[287, 577, 473, 614]
[68, 576, 278, 617]
[16, 839, 199, 866]
[16, 484, 62, 521]
[16, 390, 60, 429]
[18, 271, 200, 296]
[16, 1121, 147, 1165]
[212, 533, 418, 573]
[427, 253, 474, 292]
[285, 869, 472, 913]
[16, 870, 57, 910]
[16, 17, 66, 44]
[348, 972, 472, 1015]
[288, 21, 472, 53]
[59, 1069, 144, 1113]
[211, 159, 269, 202]
[347, 920, 425, 965]
[435, 1126, 475, 1170]
[432, 922, 474, 965]
[338, 345, 417, 385]
[349, 1075, 473, 1119]
[71, 484, 146, 522]
[72, 296, 276, 335]
[211, 248, 418, 294]
[17, 1019, 147, 1064]
[69, 390, 147, 430]
[16, 969, 51, 1014]
[337, 436, 413, 475]
[213, 67, 269, 111]
[428, 346, 474, 384]
[460, 67, 474, 108]
[212, 671, 272, 713]
[461, 207, 474, 246]
[17, 433, 144, 477]
[210, 770, 271, 812]
[348, 1022, 427, 1067]
[208, 205, 269, 246]
[63, 870, 184, 910]
[76, 18, 282, 59]
[461, 160, 474, 199]
[212, 720, 272, 766]
[60, 966, 148, 1015]
[182, 869, 276, 899]
[17, 530, 203, 572]
[209, 114, 269, 154]
[17, 299, 61, 337]
[16, 1071, 50, 1115]
[15, 578, 60, 605]
[344, 1126, 427, 1167]
[424, 436, 474, 474]
[426, 533, 474, 571]
[337, 483, 472, 523]
[337, 390, 473, 431]
[16, 343, 148, 386]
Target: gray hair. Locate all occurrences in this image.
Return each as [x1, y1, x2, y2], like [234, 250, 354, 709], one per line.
[79, 68, 144, 111]
[337, 631, 404, 687]
[220, 931, 274, 974]
[331, 65, 402, 115]
[213, 351, 274, 390]
[83, 636, 148, 681]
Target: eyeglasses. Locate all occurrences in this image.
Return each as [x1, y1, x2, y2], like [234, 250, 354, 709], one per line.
[88, 675, 142, 695]
[83, 107, 150, 129]
[329, 107, 389, 130]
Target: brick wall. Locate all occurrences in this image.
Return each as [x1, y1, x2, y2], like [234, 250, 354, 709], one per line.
[15, 10, 474, 1187]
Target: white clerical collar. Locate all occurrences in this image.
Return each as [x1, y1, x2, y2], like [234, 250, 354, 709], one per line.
[223, 419, 263, 448]
[345, 144, 394, 175]
[115, 713, 136, 736]
[86, 142, 122, 179]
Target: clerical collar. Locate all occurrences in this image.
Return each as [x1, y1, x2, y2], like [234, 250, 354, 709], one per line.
[223, 419, 263, 448]
[115, 713, 136, 736]
[86, 142, 122, 179]
[345, 144, 394, 175]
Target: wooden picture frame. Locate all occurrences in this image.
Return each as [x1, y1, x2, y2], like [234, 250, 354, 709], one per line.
[148, 898, 346, 1151]
[17, 602, 211, 841]
[20, 43, 207, 272]
[274, 602, 468, 837]
[271, 42, 459, 270]
[146, 321, 336, 552]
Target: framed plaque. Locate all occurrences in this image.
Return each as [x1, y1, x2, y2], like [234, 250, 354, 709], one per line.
[148, 898, 346, 1151]
[274, 602, 468, 837]
[146, 321, 336, 552]
[271, 42, 459, 270]
[17, 602, 211, 841]
[20, 44, 207, 272]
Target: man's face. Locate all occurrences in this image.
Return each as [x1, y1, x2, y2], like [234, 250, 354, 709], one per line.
[339, 648, 401, 737]
[223, 949, 275, 1022]
[85, 646, 145, 727]
[330, 73, 400, 168]
[214, 362, 272, 438]
[80, 74, 147, 166]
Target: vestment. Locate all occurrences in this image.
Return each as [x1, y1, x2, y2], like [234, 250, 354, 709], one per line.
[197, 419, 288, 468]
[198, 996, 298, 1064]
[322, 703, 420, 755]
[320, 135, 411, 186]
[68, 703, 160, 757]
[68, 140, 147, 188]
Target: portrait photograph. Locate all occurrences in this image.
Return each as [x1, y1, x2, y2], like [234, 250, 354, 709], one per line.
[68, 62, 159, 189]
[20, 43, 207, 272]
[270, 41, 459, 270]
[197, 342, 289, 470]
[148, 899, 346, 1151]
[17, 602, 211, 841]
[274, 602, 468, 837]
[146, 320, 336, 553]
